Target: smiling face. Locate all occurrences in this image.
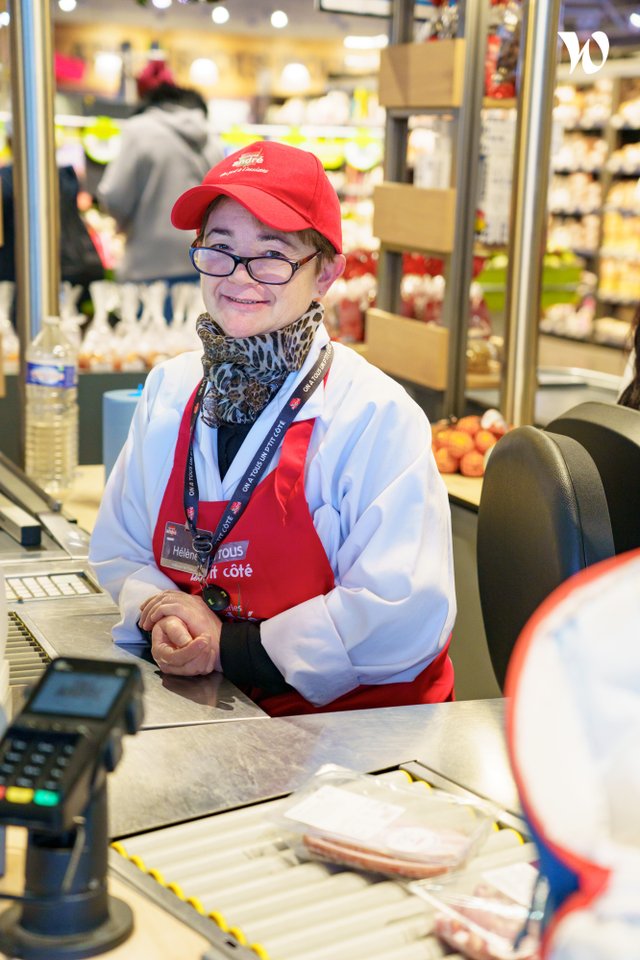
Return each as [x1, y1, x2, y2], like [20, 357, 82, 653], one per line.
[198, 197, 345, 338]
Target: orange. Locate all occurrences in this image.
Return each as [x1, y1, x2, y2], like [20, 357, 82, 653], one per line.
[445, 429, 475, 460]
[475, 429, 498, 454]
[456, 415, 481, 437]
[460, 449, 485, 477]
[433, 427, 455, 449]
[434, 446, 459, 474]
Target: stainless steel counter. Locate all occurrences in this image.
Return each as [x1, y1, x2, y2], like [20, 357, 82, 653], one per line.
[108, 698, 515, 838]
[15, 607, 266, 729]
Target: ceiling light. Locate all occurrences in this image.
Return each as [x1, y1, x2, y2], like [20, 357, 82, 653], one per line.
[271, 10, 288, 28]
[58, 0, 77, 11]
[279, 62, 311, 93]
[189, 57, 219, 87]
[344, 34, 388, 50]
[211, 5, 229, 23]
[344, 52, 381, 72]
[631, 11, 640, 27]
[152, 0, 172, 8]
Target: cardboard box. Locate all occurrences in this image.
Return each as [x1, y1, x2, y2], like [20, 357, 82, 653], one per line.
[365, 308, 449, 391]
[378, 39, 466, 109]
[373, 183, 456, 253]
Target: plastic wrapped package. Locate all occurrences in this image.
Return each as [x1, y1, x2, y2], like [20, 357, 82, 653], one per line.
[412, 859, 542, 960]
[271, 764, 496, 880]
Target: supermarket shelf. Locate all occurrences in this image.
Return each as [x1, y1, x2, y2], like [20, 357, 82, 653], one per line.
[482, 98, 517, 110]
[539, 329, 629, 351]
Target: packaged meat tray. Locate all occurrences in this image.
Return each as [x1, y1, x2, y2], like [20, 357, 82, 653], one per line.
[272, 764, 496, 880]
[411, 860, 543, 960]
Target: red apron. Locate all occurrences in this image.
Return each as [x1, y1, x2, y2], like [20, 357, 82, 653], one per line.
[152, 383, 454, 716]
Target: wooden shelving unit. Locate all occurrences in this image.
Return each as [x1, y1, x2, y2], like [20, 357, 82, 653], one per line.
[364, 0, 490, 417]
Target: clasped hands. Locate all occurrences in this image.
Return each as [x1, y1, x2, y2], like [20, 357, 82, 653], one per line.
[139, 590, 222, 676]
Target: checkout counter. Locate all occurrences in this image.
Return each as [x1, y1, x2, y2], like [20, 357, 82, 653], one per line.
[0, 452, 523, 960]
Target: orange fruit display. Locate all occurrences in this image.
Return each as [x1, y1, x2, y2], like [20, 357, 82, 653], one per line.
[432, 409, 512, 477]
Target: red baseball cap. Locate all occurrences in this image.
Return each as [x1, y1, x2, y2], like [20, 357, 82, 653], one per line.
[171, 140, 342, 253]
[136, 60, 176, 98]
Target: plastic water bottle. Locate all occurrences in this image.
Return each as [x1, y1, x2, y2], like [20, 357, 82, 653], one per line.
[25, 315, 79, 499]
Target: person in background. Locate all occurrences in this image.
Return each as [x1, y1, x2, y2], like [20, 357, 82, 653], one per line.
[0, 119, 105, 297]
[89, 140, 456, 716]
[97, 59, 223, 286]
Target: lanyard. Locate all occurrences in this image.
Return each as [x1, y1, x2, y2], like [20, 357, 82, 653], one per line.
[183, 343, 333, 589]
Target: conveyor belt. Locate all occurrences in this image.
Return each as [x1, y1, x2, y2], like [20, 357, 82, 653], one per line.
[115, 770, 534, 960]
[6, 612, 51, 685]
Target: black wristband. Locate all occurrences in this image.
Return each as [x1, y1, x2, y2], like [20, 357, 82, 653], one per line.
[220, 621, 292, 695]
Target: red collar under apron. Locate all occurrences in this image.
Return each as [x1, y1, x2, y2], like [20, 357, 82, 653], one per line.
[152, 381, 453, 715]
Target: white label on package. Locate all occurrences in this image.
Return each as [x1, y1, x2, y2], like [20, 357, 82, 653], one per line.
[285, 785, 404, 841]
[483, 862, 539, 906]
[385, 825, 469, 858]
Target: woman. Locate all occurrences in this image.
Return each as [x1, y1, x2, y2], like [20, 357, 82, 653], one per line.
[89, 140, 456, 716]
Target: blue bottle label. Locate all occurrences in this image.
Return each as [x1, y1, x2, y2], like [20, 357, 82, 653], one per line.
[26, 362, 77, 388]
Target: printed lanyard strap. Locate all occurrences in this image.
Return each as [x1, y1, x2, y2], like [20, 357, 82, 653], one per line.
[184, 343, 333, 580]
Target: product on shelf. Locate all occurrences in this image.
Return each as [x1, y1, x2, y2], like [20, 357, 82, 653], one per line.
[611, 93, 640, 129]
[553, 80, 613, 130]
[604, 181, 640, 216]
[607, 141, 640, 174]
[547, 214, 600, 254]
[540, 294, 596, 340]
[548, 172, 602, 215]
[484, 0, 522, 100]
[599, 257, 640, 304]
[592, 316, 633, 348]
[552, 133, 607, 172]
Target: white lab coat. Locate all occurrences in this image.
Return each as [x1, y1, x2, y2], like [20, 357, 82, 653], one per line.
[89, 323, 456, 704]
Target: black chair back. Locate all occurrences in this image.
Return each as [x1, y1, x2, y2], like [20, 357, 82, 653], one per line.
[477, 425, 615, 690]
[547, 401, 640, 555]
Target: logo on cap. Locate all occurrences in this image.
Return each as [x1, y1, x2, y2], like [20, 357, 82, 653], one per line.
[233, 151, 264, 168]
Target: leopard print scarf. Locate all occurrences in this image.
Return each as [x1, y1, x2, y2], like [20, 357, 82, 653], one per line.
[196, 302, 324, 427]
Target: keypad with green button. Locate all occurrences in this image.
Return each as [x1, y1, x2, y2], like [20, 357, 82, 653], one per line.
[0, 731, 81, 819]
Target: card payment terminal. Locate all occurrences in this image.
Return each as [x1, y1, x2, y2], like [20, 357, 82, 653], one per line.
[0, 657, 143, 833]
[0, 657, 144, 959]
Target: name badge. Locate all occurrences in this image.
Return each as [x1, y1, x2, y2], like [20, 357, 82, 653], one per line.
[160, 522, 250, 574]
[160, 522, 207, 573]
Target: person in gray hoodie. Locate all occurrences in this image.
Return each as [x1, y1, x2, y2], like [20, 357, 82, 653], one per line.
[97, 64, 223, 285]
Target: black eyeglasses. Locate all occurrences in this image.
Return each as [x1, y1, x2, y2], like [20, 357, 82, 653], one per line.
[189, 246, 320, 285]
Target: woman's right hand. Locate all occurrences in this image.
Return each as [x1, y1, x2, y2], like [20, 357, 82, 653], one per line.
[150, 615, 221, 677]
